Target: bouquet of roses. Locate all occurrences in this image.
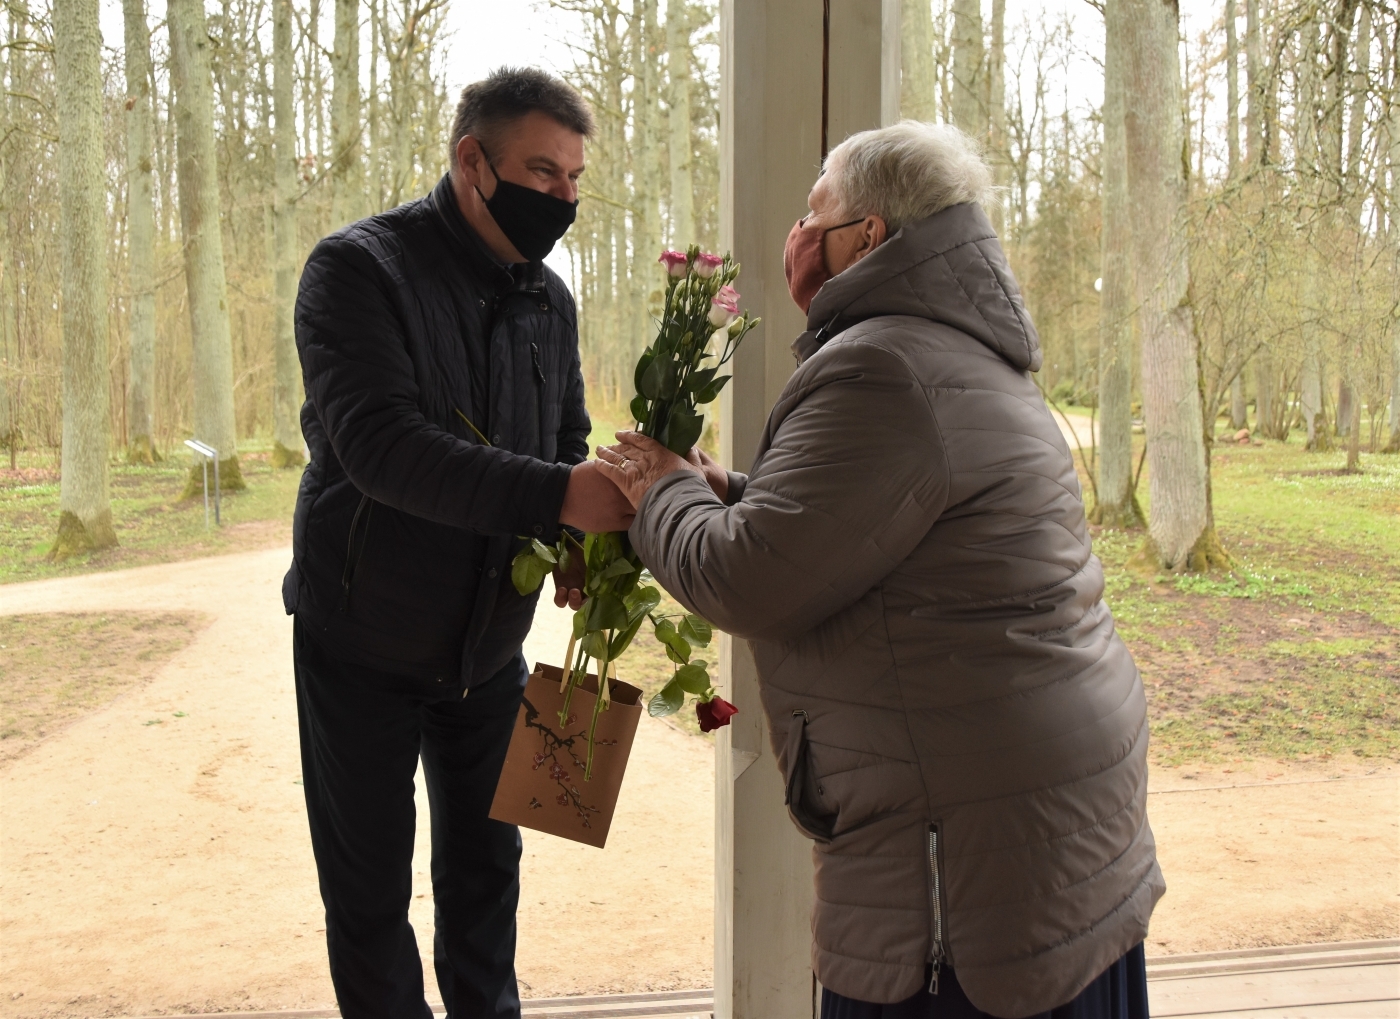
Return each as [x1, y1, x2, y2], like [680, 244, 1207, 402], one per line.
[510, 248, 758, 777]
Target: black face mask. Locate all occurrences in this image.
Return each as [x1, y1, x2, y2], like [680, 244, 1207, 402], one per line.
[474, 146, 578, 261]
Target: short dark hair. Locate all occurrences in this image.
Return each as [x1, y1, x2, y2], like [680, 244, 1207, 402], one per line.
[449, 67, 595, 172]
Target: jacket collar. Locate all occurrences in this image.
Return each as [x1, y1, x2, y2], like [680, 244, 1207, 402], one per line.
[430, 174, 547, 295]
[792, 202, 1042, 372]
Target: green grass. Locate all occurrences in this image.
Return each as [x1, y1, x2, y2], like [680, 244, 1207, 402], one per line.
[0, 446, 302, 584]
[1083, 434, 1400, 764]
[5, 421, 1396, 762]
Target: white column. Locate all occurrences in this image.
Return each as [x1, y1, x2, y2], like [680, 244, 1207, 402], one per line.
[716, 4, 895, 1017]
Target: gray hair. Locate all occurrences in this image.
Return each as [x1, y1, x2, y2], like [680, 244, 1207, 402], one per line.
[823, 121, 996, 233]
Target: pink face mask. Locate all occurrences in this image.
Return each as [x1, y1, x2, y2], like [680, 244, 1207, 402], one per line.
[782, 215, 864, 314]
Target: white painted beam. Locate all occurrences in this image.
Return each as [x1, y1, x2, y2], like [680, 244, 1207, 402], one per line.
[715, 2, 892, 1017]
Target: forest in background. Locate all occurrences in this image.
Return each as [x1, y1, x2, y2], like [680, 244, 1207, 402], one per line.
[1, 0, 1398, 560]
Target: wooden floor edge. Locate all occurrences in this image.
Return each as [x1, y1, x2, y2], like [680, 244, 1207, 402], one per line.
[125, 939, 1400, 1019]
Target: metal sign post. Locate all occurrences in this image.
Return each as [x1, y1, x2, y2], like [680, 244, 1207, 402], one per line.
[183, 439, 220, 528]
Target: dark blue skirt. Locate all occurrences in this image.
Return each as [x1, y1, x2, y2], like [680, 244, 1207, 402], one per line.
[820, 944, 1149, 1019]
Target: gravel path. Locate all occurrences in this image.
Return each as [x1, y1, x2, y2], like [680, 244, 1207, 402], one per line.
[0, 547, 1393, 1017]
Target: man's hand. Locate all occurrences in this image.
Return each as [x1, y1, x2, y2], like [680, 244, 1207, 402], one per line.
[552, 542, 586, 610]
[595, 431, 704, 509]
[558, 460, 637, 534]
[688, 446, 728, 502]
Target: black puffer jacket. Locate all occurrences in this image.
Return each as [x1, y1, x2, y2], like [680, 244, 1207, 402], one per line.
[283, 175, 590, 690]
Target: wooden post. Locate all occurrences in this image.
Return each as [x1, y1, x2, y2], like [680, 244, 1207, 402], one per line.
[715, 3, 893, 1016]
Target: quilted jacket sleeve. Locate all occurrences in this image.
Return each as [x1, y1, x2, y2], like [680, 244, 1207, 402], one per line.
[297, 235, 572, 537]
[629, 334, 950, 642]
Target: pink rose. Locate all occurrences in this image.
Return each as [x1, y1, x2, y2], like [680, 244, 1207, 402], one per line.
[693, 252, 724, 278]
[659, 250, 689, 277]
[696, 695, 738, 732]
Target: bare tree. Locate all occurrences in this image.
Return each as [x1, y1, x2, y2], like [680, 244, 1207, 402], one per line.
[950, 0, 986, 137]
[1225, 0, 1248, 431]
[271, 0, 304, 468]
[1244, 0, 1264, 167]
[902, 0, 938, 122]
[986, 0, 1007, 234]
[1121, 0, 1223, 570]
[169, 0, 244, 490]
[665, 0, 694, 244]
[122, 0, 158, 464]
[1094, 0, 1140, 529]
[330, 0, 364, 226]
[632, 0, 662, 320]
[1383, 8, 1400, 452]
[51, 0, 116, 557]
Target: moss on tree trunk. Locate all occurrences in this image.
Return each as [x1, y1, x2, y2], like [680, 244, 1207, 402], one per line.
[48, 508, 117, 561]
[179, 455, 246, 501]
[270, 440, 305, 469]
[126, 434, 161, 465]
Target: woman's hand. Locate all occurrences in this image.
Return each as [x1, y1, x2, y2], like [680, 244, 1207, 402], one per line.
[596, 431, 704, 509]
[688, 446, 729, 502]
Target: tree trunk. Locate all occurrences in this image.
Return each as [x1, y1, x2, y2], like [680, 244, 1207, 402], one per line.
[1296, 21, 1331, 451]
[1120, 0, 1222, 571]
[0, 18, 15, 462]
[1244, 0, 1264, 167]
[122, 0, 158, 464]
[51, 0, 116, 557]
[1387, 320, 1400, 451]
[900, 0, 937, 122]
[1335, 379, 1352, 437]
[633, 0, 662, 364]
[1229, 373, 1248, 431]
[168, 0, 245, 492]
[950, 0, 985, 139]
[1345, 379, 1362, 471]
[330, 0, 364, 227]
[272, 0, 304, 468]
[1094, 0, 1140, 529]
[666, 0, 694, 245]
[1256, 348, 1278, 438]
[1345, 3, 1369, 221]
[1225, 0, 1240, 178]
[987, 0, 1006, 234]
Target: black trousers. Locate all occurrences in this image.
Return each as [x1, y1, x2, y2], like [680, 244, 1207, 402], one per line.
[820, 945, 1150, 1019]
[294, 619, 528, 1019]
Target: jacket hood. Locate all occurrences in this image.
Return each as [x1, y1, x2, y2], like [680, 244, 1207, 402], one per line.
[796, 202, 1042, 372]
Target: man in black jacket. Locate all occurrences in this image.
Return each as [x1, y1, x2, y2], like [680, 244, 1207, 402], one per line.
[284, 68, 632, 1017]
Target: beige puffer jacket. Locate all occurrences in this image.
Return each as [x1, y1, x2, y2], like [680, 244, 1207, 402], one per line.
[630, 202, 1164, 1018]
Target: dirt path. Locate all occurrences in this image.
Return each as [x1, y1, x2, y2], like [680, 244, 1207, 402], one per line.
[0, 550, 711, 1017]
[0, 548, 1395, 1016]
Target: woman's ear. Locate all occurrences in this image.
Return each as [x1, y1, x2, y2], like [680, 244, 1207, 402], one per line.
[846, 216, 889, 268]
[825, 215, 890, 275]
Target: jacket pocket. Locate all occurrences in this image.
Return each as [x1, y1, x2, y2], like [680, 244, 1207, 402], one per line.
[783, 710, 836, 843]
[338, 494, 374, 613]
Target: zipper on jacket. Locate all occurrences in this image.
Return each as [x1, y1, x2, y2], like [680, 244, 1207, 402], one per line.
[338, 494, 373, 612]
[530, 342, 547, 386]
[927, 823, 947, 995]
[530, 343, 547, 458]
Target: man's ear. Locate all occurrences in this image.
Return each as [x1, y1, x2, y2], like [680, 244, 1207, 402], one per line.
[455, 135, 487, 191]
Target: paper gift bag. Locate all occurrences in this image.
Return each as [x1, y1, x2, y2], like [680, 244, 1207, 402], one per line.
[489, 663, 643, 848]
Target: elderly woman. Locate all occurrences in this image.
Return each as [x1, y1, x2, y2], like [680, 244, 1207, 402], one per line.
[598, 121, 1164, 1019]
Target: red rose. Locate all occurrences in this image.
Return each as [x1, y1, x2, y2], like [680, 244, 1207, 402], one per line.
[696, 696, 738, 732]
